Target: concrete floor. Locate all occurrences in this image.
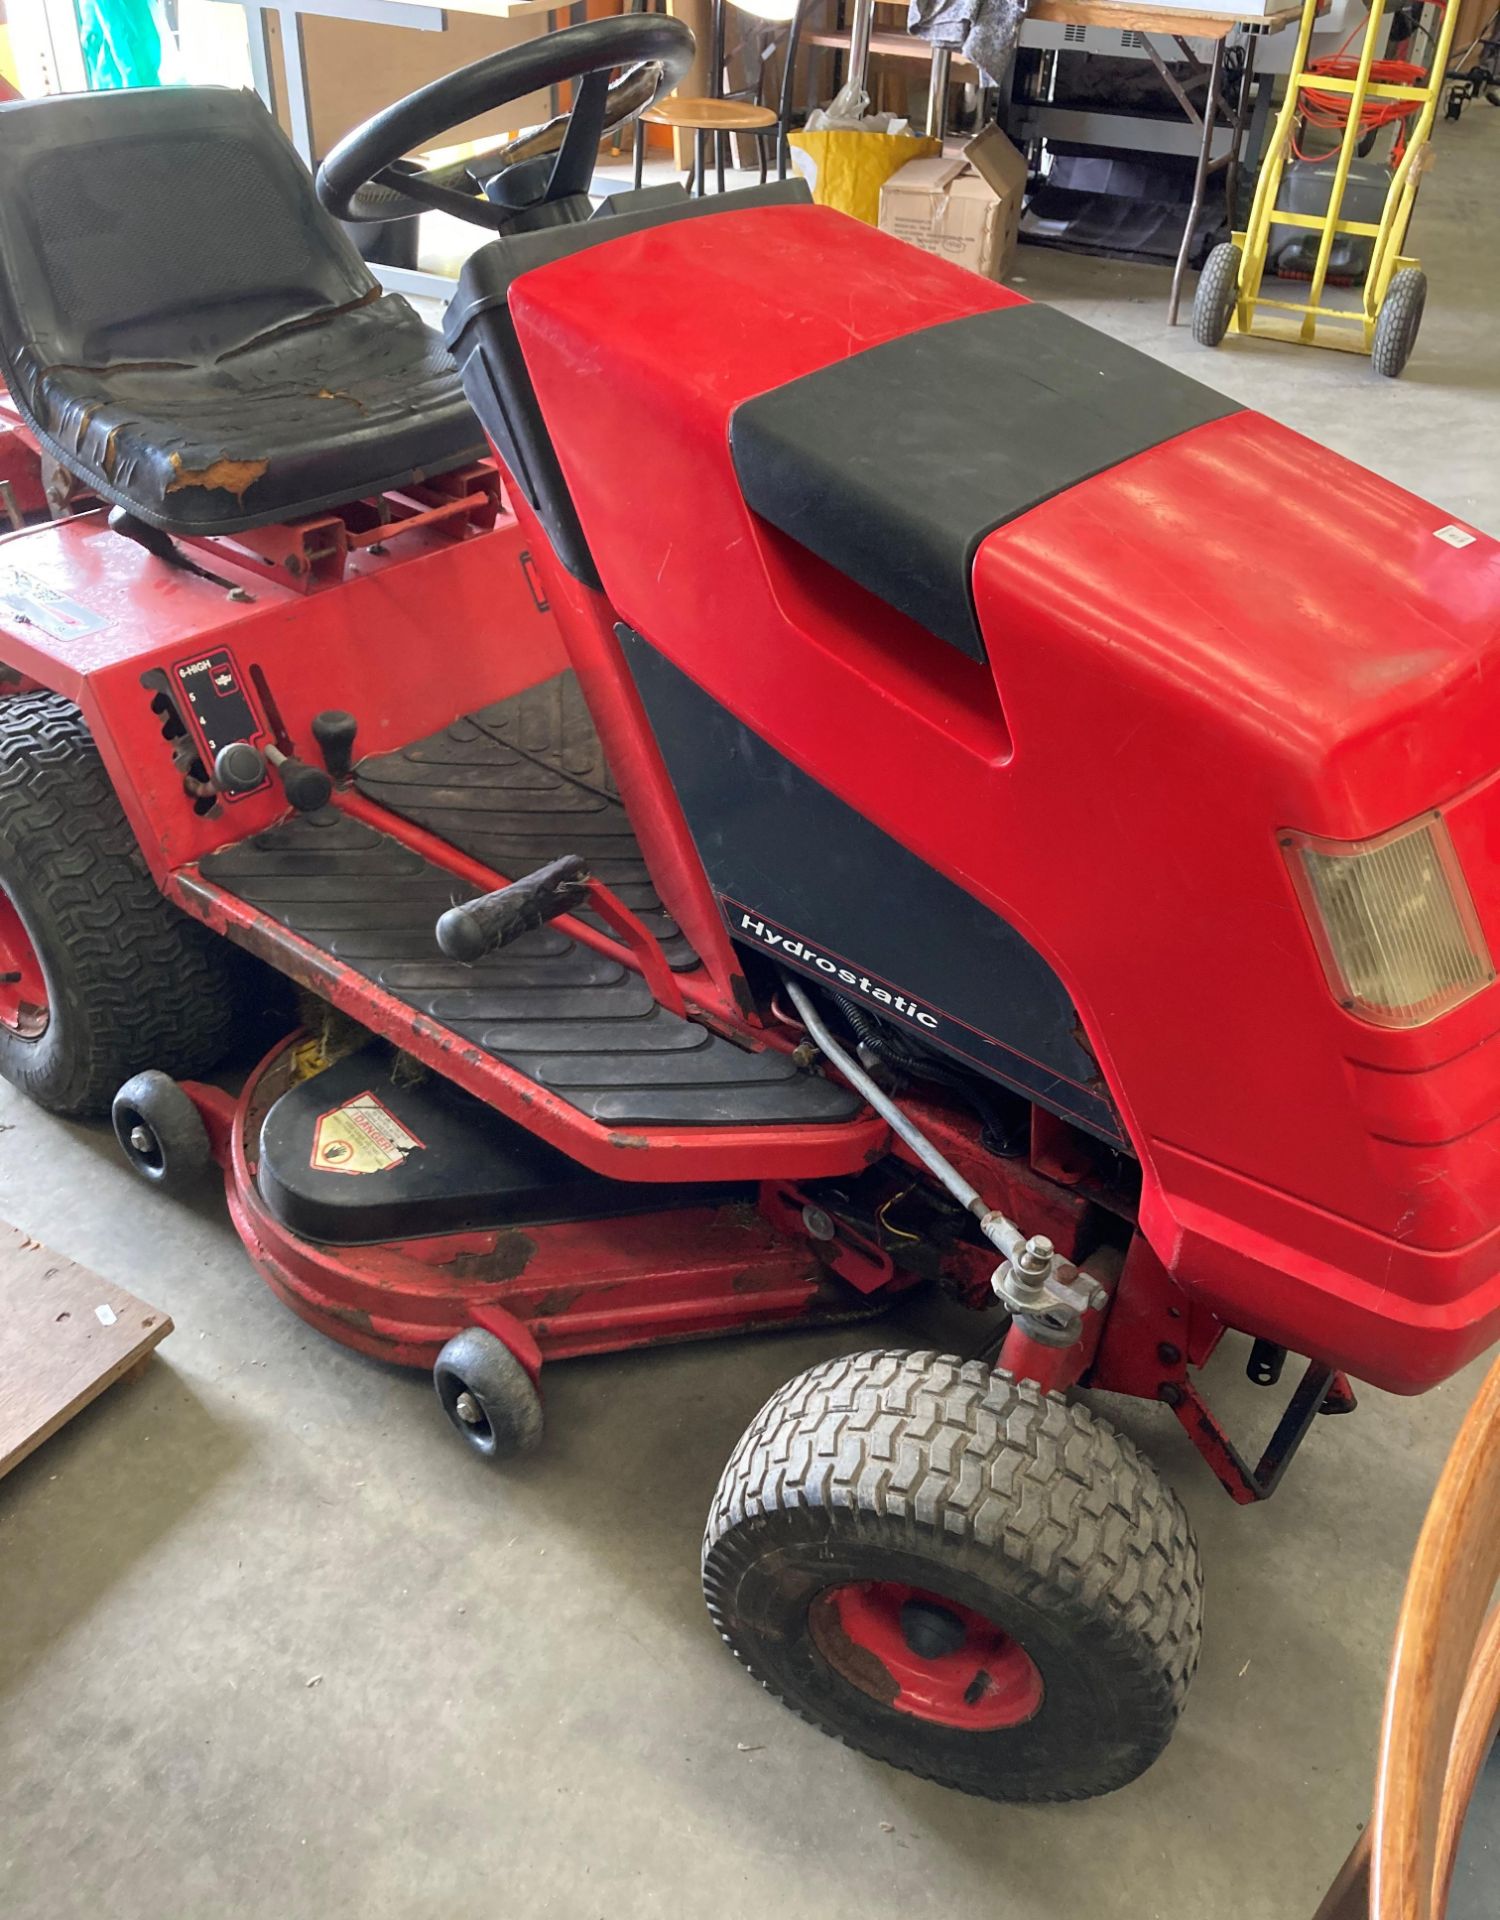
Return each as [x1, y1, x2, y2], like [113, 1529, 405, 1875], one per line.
[2, 102, 1499, 1920]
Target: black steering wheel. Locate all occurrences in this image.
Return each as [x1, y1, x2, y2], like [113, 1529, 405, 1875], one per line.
[316, 15, 696, 231]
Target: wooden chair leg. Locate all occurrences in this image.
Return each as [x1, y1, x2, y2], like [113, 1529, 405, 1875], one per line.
[716, 129, 727, 194]
[1312, 1828, 1371, 1920]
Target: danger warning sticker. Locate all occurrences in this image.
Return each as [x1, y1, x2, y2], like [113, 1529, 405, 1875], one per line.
[311, 1091, 424, 1177]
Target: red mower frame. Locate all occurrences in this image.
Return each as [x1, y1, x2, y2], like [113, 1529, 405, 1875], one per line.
[0, 457, 1362, 1510]
[0, 325, 1486, 1517]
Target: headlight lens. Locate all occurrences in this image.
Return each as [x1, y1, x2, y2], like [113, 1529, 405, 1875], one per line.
[1284, 813, 1494, 1029]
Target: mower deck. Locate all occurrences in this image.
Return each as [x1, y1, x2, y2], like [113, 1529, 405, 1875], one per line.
[190, 809, 861, 1132]
[212, 1036, 893, 1370]
[255, 1041, 729, 1242]
[354, 670, 698, 971]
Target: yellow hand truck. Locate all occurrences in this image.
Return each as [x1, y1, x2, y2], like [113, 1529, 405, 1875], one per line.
[1192, 0, 1463, 375]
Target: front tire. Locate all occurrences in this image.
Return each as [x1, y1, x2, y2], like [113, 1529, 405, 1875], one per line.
[0, 692, 239, 1116]
[703, 1350, 1203, 1803]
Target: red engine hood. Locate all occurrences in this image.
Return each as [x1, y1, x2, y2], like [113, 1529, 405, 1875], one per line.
[974, 411, 1500, 843]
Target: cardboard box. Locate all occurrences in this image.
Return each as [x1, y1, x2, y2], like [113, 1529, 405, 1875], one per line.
[878, 126, 1029, 283]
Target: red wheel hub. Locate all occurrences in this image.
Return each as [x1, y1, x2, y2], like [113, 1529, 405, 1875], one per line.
[809, 1581, 1044, 1730]
[0, 891, 47, 1038]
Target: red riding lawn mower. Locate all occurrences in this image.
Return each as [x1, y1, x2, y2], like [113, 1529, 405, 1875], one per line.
[2, 15, 1499, 1805]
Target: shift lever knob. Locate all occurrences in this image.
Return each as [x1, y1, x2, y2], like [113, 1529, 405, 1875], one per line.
[311, 709, 358, 778]
[265, 744, 333, 814]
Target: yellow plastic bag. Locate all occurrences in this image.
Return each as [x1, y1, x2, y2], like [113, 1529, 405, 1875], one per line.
[787, 128, 942, 227]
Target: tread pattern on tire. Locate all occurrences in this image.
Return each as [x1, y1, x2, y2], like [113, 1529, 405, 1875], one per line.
[703, 1349, 1203, 1798]
[1192, 242, 1242, 350]
[0, 691, 240, 1115]
[1372, 268, 1426, 379]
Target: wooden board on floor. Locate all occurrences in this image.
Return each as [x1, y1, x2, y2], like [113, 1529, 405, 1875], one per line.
[0, 1223, 171, 1480]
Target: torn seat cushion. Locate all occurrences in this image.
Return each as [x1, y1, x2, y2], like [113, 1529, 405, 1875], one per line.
[0, 85, 483, 534]
[24, 297, 483, 536]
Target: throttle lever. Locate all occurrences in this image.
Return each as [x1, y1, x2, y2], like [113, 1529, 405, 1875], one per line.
[436, 854, 590, 963]
[265, 744, 333, 813]
[212, 740, 332, 813]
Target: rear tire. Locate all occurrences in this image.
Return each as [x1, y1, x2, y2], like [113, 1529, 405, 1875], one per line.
[0, 691, 240, 1116]
[1371, 267, 1427, 378]
[1192, 241, 1242, 348]
[703, 1350, 1203, 1802]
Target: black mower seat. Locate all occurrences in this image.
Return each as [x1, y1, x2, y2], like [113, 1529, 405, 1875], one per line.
[0, 86, 483, 536]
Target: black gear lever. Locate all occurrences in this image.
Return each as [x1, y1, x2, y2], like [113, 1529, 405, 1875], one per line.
[267, 745, 334, 813]
[213, 740, 332, 813]
[436, 854, 590, 962]
[311, 710, 358, 778]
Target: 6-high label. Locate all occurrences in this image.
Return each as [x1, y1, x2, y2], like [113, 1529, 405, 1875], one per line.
[732, 907, 939, 1030]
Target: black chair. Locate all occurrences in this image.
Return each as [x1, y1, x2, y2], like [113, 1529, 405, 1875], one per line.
[0, 85, 483, 536]
[632, 0, 812, 197]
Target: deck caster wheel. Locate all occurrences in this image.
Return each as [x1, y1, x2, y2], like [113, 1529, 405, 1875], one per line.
[702, 1350, 1204, 1803]
[1192, 241, 1242, 348]
[1372, 267, 1427, 378]
[112, 1070, 213, 1194]
[433, 1327, 544, 1462]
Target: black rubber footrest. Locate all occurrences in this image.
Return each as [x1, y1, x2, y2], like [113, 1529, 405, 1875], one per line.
[199, 812, 859, 1130]
[353, 670, 697, 970]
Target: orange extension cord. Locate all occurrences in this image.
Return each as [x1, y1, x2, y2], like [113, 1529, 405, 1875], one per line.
[1291, 3, 1446, 162]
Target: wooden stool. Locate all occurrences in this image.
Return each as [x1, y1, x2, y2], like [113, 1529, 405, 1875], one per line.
[635, 94, 781, 195]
